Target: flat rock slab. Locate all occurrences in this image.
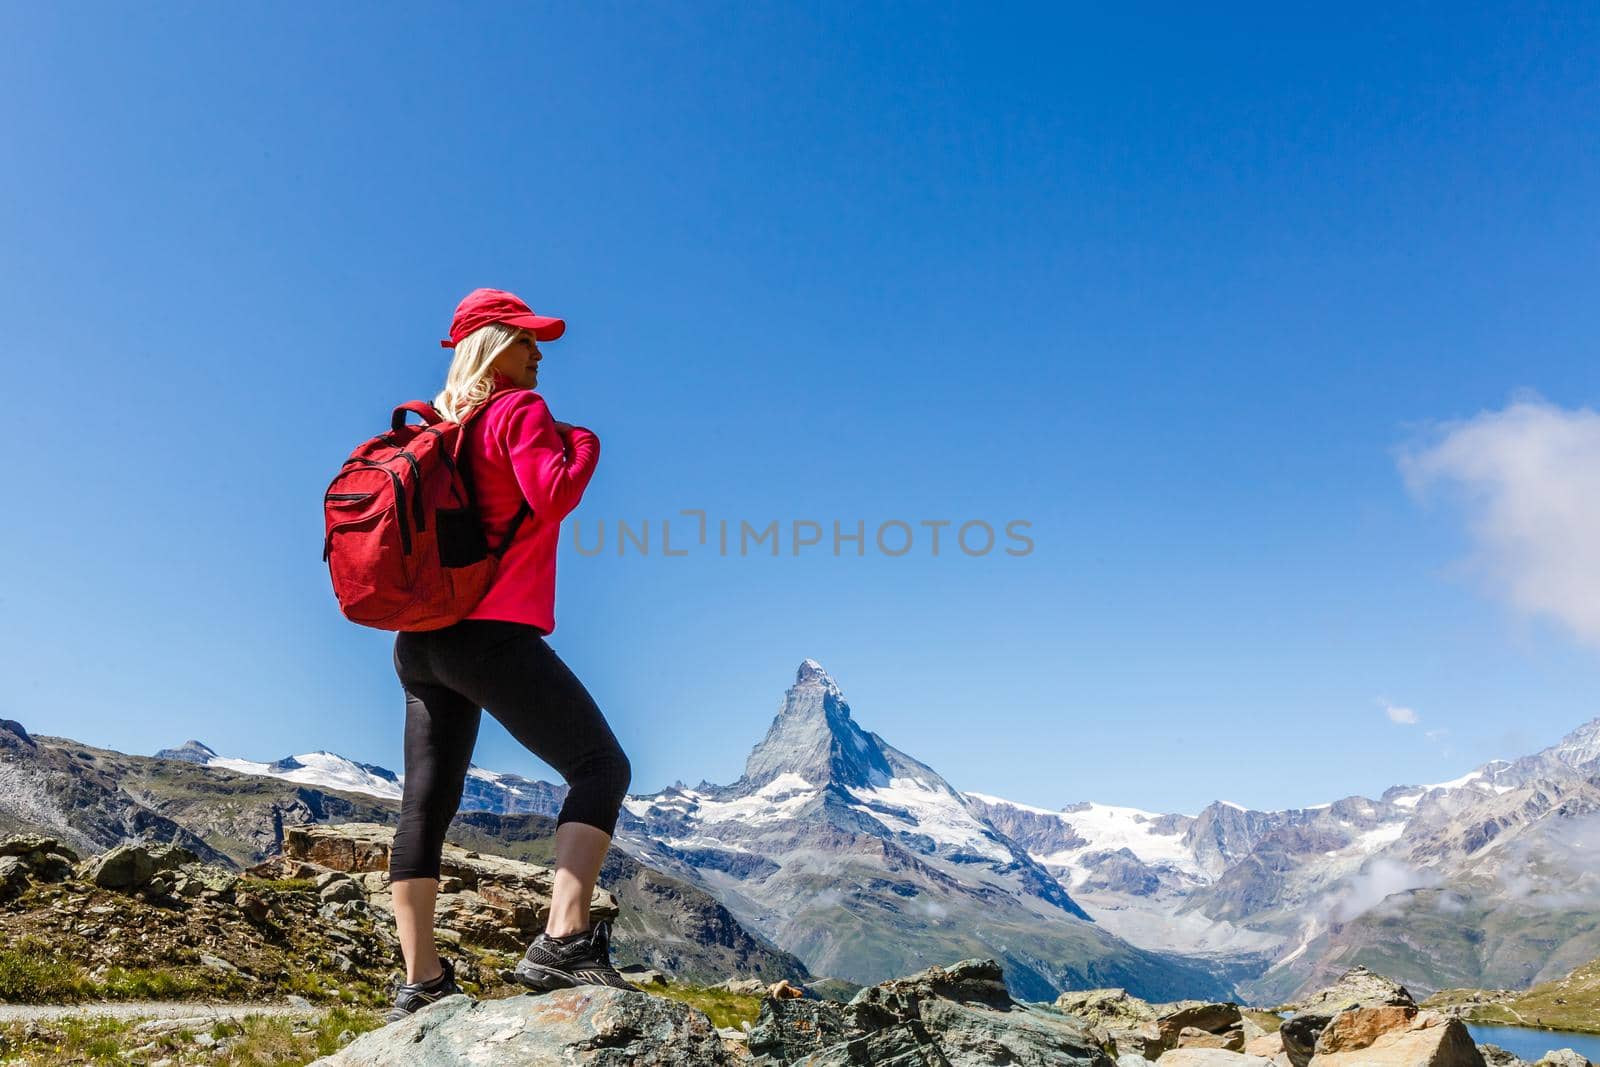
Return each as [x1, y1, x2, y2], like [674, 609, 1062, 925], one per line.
[312, 989, 733, 1066]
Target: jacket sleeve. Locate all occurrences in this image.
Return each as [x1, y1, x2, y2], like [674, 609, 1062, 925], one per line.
[498, 392, 600, 522]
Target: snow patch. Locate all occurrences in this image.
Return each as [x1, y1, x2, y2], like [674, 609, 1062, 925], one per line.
[207, 752, 402, 801]
[1355, 823, 1405, 852]
[963, 791, 1063, 817]
[625, 776, 818, 827]
[849, 777, 1010, 860]
[1032, 802, 1203, 881]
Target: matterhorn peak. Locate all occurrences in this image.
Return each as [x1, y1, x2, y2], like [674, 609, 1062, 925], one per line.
[736, 659, 891, 793]
[795, 658, 839, 689]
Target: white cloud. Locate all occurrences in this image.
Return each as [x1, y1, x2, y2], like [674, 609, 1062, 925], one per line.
[1400, 396, 1600, 648]
[1329, 859, 1442, 923]
[1385, 704, 1419, 726]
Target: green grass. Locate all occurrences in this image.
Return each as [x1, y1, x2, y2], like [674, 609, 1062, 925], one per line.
[280, 966, 387, 1009]
[209, 1005, 384, 1065]
[0, 938, 93, 1002]
[0, 939, 257, 1004]
[0, 1016, 136, 1065]
[99, 964, 247, 1000]
[238, 877, 318, 894]
[652, 982, 764, 1029]
[1425, 958, 1600, 1036]
[0, 1006, 383, 1066]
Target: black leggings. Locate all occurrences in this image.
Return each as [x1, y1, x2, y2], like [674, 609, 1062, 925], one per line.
[389, 618, 631, 881]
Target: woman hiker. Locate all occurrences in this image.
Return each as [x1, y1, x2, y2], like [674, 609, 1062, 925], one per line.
[384, 287, 636, 1022]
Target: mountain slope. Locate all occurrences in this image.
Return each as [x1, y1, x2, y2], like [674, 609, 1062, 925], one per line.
[0, 719, 231, 864]
[4, 723, 809, 985]
[966, 717, 1600, 1002]
[613, 660, 1237, 1001]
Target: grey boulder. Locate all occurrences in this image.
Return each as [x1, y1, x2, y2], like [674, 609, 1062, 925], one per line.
[312, 989, 733, 1065]
[0, 855, 27, 903]
[83, 843, 155, 890]
[1535, 1052, 1593, 1067]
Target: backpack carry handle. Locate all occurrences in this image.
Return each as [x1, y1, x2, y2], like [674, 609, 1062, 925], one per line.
[391, 401, 442, 432]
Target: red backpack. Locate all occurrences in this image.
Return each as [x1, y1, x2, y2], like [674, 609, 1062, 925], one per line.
[321, 395, 530, 631]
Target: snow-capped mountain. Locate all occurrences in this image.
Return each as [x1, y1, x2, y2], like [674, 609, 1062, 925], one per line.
[153, 741, 565, 816]
[610, 658, 1232, 1002]
[966, 720, 1600, 1001]
[155, 740, 403, 800]
[153, 667, 1600, 1004]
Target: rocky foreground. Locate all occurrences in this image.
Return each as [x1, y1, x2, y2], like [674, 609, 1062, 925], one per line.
[0, 822, 628, 1006]
[4, 826, 1597, 1066]
[313, 959, 1597, 1066]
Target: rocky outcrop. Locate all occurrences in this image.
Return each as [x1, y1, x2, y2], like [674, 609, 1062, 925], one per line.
[1293, 964, 1416, 1014]
[1046, 987, 1254, 1060]
[1273, 965, 1420, 1066]
[1477, 1046, 1525, 1067]
[268, 821, 618, 951]
[1156, 1002, 1245, 1052]
[316, 988, 733, 1065]
[153, 740, 222, 764]
[1055, 987, 1161, 1028]
[1307, 1005, 1484, 1065]
[1054, 987, 1166, 1058]
[747, 957, 1113, 1065]
[79, 840, 239, 899]
[0, 835, 404, 1000]
[1535, 1052, 1594, 1067]
[0, 834, 238, 907]
[315, 957, 1122, 1065]
[0, 833, 78, 900]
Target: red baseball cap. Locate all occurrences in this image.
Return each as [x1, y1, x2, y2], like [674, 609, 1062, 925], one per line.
[439, 287, 566, 348]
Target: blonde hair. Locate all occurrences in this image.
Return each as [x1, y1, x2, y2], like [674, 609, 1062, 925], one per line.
[433, 322, 527, 422]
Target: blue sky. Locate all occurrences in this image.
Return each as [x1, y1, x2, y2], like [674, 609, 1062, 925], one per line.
[2, 4, 1597, 815]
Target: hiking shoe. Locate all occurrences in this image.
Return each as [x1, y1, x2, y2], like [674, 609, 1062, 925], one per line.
[512, 918, 640, 992]
[383, 957, 460, 1023]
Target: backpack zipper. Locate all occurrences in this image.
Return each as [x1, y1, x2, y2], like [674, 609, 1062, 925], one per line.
[343, 456, 423, 539]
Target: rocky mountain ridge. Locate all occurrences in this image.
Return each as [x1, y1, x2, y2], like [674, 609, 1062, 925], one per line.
[0, 723, 807, 987]
[965, 717, 1600, 1002]
[16, 655, 1600, 1007]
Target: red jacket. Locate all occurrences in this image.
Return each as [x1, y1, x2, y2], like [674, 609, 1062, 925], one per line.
[461, 379, 600, 634]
